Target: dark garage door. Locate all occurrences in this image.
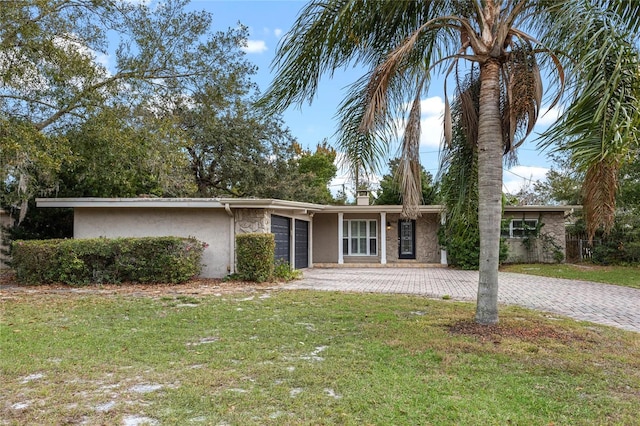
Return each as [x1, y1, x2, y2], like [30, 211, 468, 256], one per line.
[271, 215, 290, 264]
[295, 220, 309, 269]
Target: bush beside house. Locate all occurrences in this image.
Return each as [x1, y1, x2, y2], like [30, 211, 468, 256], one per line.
[11, 237, 206, 285]
[235, 233, 275, 282]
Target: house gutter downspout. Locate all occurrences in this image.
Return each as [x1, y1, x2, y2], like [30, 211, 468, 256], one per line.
[225, 203, 234, 274]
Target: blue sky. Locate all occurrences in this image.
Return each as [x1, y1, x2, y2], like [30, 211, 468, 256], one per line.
[188, 0, 561, 195]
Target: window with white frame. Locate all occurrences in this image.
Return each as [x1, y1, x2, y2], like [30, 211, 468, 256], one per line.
[501, 219, 538, 238]
[342, 220, 377, 255]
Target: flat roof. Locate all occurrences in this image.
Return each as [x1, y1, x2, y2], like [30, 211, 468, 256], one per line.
[503, 205, 581, 212]
[319, 205, 444, 214]
[36, 198, 581, 213]
[36, 197, 325, 213]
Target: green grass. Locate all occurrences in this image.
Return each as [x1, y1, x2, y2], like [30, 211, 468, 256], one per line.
[2, 289, 639, 425]
[501, 263, 640, 289]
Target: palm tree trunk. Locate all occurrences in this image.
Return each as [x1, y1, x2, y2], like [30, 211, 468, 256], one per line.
[475, 59, 503, 325]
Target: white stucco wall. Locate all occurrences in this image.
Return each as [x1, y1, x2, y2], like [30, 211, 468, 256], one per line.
[74, 207, 232, 278]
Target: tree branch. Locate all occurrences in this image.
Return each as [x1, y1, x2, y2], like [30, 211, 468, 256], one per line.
[32, 68, 206, 131]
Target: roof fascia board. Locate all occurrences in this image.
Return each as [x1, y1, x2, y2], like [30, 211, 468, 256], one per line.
[220, 198, 324, 212]
[319, 205, 444, 214]
[36, 197, 325, 212]
[35, 198, 581, 213]
[504, 205, 582, 212]
[36, 198, 225, 209]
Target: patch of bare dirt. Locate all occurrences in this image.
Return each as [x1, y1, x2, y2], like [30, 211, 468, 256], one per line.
[568, 263, 610, 271]
[449, 319, 589, 344]
[0, 271, 281, 298]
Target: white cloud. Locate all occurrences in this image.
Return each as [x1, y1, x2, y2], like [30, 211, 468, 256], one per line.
[535, 104, 564, 127]
[394, 96, 445, 148]
[329, 152, 353, 197]
[274, 28, 283, 38]
[419, 97, 445, 148]
[93, 51, 111, 70]
[503, 165, 549, 194]
[242, 40, 268, 54]
[419, 97, 445, 115]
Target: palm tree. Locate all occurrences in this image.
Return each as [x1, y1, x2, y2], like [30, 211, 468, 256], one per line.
[262, 0, 640, 324]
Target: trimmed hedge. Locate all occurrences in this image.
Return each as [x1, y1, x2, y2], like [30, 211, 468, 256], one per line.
[236, 233, 275, 283]
[11, 237, 207, 285]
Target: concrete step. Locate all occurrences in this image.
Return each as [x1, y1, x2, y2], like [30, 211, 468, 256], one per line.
[311, 262, 446, 269]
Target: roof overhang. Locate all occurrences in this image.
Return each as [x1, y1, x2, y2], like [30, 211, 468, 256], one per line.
[318, 205, 445, 214]
[35, 197, 325, 214]
[503, 205, 582, 213]
[36, 198, 581, 215]
[218, 198, 324, 213]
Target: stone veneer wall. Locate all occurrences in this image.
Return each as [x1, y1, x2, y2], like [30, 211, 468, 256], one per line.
[503, 211, 567, 263]
[235, 209, 272, 235]
[385, 213, 440, 263]
[417, 213, 440, 263]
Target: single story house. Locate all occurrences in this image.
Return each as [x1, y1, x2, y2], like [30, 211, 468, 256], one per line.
[36, 195, 579, 278]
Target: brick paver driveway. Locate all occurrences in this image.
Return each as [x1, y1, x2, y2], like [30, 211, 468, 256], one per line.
[284, 268, 640, 333]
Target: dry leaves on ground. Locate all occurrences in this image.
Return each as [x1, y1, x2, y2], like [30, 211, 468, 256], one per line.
[0, 271, 279, 298]
[449, 318, 593, 344]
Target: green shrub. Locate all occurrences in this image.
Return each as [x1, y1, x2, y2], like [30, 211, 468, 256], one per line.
[570, 211, 640, 266]
[273, 259, 302, 281]
[10, 239, 62, 283]
[236, 233, 275, 283]
[439, 223, 509, 270]
[443, 226, 481, 270]
[11, 237, 206, 285]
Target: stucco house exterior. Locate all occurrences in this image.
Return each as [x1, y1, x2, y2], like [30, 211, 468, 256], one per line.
[36, 196, 578, 278]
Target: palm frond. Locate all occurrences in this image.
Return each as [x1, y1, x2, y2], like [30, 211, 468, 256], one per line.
[360, 11, 463, 133]
[584, 161, 619, 239]
[502, 41, 541, 153]
[593, 0, 640, 35]
[398, 87, 424, 219]
[335, 73, 400, 176]
[540, 15, 640, 239]
[458, 74, 480, 148]
[260, 0, 454, 113]
[438, 72, 480, 221]
[443, 91, 452, 147]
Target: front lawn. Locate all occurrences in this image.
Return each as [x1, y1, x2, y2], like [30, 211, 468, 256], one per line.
[501, 263, 640, 289]
[1, 288, 639, 425]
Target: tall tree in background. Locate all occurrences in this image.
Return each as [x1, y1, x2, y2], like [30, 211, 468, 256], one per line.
[2, 104, 198, 239]
[531, 153, 583, 206]
[58, 107, 194, 198]
[295, 141, 339, 204]
[262, 0, 640, 324]
[0, 0, 241, 131]
[618, 151, 640, 211]
[1, 0, 338, 232]
[533, 147, 640, 210]
[1, 0, 252, 218]
[176, 87, 338, 202]
[375, 158, 436, 206]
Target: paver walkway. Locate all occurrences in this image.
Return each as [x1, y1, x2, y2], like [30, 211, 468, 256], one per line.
[284, 268, 640, 333]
